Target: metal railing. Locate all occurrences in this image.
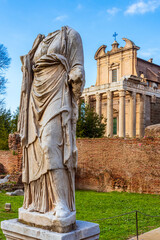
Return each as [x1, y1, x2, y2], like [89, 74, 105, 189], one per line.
[87, 210, 160, 240]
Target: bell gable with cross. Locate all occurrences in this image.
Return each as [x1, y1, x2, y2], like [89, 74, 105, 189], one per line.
[112, 32, 119, 50]
[113, 32, 118, 41]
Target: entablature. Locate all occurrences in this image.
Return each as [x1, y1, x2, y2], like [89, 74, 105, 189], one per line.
[82, 76, 160, 98]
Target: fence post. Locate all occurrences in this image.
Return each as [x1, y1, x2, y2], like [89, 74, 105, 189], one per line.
[136, 211, 139, 240]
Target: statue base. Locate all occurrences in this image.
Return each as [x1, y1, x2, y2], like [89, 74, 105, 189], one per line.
[1, 219, 100, 240]
[18, 207, 76, 233]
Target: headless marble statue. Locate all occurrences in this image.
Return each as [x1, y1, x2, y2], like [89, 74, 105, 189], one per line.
[18, 26, 85, 232]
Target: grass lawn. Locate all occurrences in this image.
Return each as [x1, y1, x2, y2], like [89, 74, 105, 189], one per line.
[1, 190, 160, 239]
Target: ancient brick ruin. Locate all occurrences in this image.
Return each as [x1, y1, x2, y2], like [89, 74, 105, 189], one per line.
[0, 126, 160, 194]
[0, 133, 22, 183]
[76, 125, 160, 194]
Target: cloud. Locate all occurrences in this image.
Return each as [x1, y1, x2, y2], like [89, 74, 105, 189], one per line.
[125, 0, 160, 15]
[107, 7, 120, 16]
[54, 15, 68, 22]
[77, 3, 83, 10]
[139, 48, 160, 58]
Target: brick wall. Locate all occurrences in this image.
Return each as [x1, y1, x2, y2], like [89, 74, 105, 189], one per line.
[0, 150, 19, 174]
[1, 127, 160, 194]
[8, 133, 22, 173]
[76, 136, 160, 194]
[0, 133, 22, 178]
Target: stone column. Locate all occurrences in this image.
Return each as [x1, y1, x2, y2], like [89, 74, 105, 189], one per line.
[107, 91, 113, 137]
[129, 92, 136, 138]
[119, 90, 126, 137]
[84, 94, 89, 106]
[96, 93, 101, 116]
[139, 94, 145, 138]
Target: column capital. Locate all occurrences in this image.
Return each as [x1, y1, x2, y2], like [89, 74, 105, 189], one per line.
[107, 90, 113, 99]
[130, 91, 136, 99]
[137, 93, 146, 98]
[151, 95, 156, 103]
[84, 94, 90, 105]
[119, 90, 125, 97]
[96, 92, 101, 101]
[137, 93, 146, 102]
[141, 94, 146, 101]
[84, 94, 89, 99]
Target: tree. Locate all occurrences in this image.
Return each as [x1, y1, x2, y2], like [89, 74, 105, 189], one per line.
[0, 107, 19, 150]
[0, 44, 11, 104]
[76, 101, 106, 138]
[0, 107, 12, 149]
[0, 44, 12, 149]
[10, 107, 19, 133]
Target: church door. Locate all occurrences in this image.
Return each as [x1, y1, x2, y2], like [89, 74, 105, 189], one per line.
[113, 117, 117, 135]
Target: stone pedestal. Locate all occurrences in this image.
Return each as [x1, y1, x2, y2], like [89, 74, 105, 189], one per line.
[1, 219, 100, 240]
[18, 207, 76, 233]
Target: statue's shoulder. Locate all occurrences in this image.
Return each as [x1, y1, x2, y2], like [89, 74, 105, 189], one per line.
[65, 26, 82, 44]
[31, 34, 45, 50]
[66, 26, 80, 36]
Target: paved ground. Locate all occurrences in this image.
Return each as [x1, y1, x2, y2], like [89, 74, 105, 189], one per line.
[129, 227, 160, 240]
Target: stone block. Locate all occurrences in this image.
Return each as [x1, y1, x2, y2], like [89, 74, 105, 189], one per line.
[1, 219, 100, 240]
[18, 207, 76, 233]
[145, 124, 160, 138]
[5, 203, 11, 212]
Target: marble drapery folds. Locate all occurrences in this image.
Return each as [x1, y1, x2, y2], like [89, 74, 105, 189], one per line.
[18, 26, 85, 218]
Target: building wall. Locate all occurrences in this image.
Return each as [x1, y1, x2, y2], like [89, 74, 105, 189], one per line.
[95, 42, 160, 87]
[96, 48, 137, 86]
[145, 96, 151, 127]
[151, 98, 160, 124]
[137, 58, 160, 81]
[85, 39, 160, 138]
[76, 136, 160, 194]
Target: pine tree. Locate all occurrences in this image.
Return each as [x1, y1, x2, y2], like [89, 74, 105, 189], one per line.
[76, 101, 106, 138]
[0, 108, 12, 149]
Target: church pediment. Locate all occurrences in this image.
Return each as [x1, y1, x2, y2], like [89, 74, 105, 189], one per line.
[94, 45, 107, 59]
[122, 38, 140, 50]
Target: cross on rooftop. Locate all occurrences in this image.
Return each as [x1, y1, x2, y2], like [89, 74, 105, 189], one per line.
[113, 32, 118, 41]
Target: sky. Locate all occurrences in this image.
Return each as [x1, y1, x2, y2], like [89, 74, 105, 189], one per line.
[0, 0, 160, 112]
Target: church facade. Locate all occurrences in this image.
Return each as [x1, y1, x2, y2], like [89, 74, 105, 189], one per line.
[81, 38, 160, 137]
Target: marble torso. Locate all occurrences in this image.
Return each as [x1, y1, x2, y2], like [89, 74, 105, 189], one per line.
[33, 31, 61, 64]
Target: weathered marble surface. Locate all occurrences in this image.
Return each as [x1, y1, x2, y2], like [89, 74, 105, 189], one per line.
[0, 175, 10, 184]
[19, 207, 76, 233]
[6, 189, 24, 196]
[17, 26, 85, 232]
[1, 219, 100, 240]
[145, 123, 160, 138]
